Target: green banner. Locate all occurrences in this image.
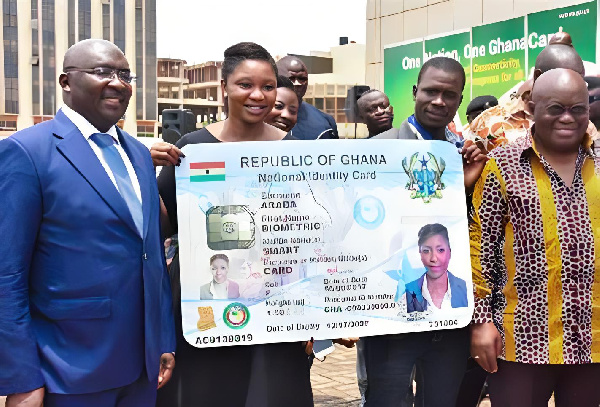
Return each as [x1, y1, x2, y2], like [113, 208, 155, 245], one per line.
[471, 16, 526, 100]
[424, 31, 471, 126]
[384, 40, 423, 127]
[383, 2, 599, 127]
[527, 1, 597, 72]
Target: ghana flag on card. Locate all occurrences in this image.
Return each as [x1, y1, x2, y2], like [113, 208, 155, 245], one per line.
[189, 162, 226, 182]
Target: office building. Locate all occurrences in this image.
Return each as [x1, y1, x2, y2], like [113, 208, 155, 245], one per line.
[0, 0, 157, 138]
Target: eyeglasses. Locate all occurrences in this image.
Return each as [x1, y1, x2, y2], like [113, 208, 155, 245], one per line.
[64, 67, 136, 84]
[590, 95, 600, 104]
[545, 103, 589, 117]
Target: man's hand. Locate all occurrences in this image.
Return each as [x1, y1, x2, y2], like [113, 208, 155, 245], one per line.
[157, 353, 175, 389]
[333, 338, 360, 348]
[6, 387, 44, 407]
[303, 339, 314, 355]
[470, 322, 503, 373]
[150, 142, 184, 168]
[461, 140, 488, 192]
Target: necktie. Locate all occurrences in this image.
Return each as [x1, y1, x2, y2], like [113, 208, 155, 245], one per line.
[90, 133, 143, 236]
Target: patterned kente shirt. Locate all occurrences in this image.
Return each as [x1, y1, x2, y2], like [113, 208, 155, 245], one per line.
[470, 132, 600, 364]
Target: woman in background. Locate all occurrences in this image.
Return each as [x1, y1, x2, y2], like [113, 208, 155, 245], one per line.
[264, 75, 299, 133]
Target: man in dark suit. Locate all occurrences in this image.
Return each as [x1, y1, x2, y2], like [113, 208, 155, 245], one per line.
[0, 39, 175, 406]
[276, 55, 339, 139]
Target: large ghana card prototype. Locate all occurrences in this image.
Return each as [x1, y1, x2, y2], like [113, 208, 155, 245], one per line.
[176, 139, 473, 348]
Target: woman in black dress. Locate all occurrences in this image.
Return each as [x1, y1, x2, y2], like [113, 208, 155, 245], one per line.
[153, 42, 313, 407]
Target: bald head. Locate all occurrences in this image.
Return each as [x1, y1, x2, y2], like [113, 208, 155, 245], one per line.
[535, 44, 584, 78]
[276, 56, 307, 72]
[63, 39, 124, 71]
[530, 69, 589, 155]
[276, 56, 308, 100]
[531, 68, 588, 104]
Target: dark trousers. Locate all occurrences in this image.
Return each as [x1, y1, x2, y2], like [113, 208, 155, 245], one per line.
[45, 372, 156, 407]
[488, 360, 600, 407]
[363, 327, 469, 407]
[454, 358, 488, 407]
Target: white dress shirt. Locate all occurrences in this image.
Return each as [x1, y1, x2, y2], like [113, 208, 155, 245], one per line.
[209, 280, 229, 300]
[422, 274, 452, 311]
[61, 105, 142, 204]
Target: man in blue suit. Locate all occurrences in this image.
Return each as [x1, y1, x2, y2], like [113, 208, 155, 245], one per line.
[0, 39, 176, 406]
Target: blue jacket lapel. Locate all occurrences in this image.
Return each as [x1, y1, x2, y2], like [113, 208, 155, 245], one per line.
[117, 127, 151, 239]
[53, 111, 140, 237]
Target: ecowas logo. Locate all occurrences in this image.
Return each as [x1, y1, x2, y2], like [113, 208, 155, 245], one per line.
[223, 302, 250, 329]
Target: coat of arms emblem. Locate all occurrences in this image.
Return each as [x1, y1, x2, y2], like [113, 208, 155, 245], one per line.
[402, 152, 446, 203]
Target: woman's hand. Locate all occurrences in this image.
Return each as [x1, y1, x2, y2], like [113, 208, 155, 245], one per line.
[150, 142, 184, 168]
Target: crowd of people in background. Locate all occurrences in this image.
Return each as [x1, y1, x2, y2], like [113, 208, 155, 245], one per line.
[2, 28, 600, 407]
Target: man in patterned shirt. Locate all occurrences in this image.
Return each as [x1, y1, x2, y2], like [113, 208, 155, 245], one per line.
[470, 68, 600, 405]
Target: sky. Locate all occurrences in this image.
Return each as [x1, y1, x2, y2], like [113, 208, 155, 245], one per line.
[156, 0, 367, 64]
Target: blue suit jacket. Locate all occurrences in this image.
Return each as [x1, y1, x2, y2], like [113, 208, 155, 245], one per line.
[405, 271, 468, 313]
[0, 110, 176, 395]
[291, 102, 339, 140]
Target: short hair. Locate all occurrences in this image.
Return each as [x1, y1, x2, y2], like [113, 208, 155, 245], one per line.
[417, 57, 466, 90]
[585, 76, 600, 91]
[356, 89, 384, 114]
[210, 253, 229, 265]
[417, 223, 450, 249]
[276, 74, 294, 91]
[222, 42, 277, 83]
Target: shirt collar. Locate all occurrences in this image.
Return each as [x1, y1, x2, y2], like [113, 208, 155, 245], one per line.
[61, 104, 120, 143]
[421, 273, 451, 310]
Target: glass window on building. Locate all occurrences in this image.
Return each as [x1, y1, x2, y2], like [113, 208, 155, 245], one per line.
[144, 0, 157, 120]
[42, 0, 55, 115]
[103, 2, 111, 41]
[113, 0, 125, 52]
[325, 98, 335, 117]
[137, 124, 154, 137]
[0, 120, 17, 130]
[314, 98, 324, 110]
[135, 0, 143, 118]
[336, 97, 347, 124]
[314, 84, 324, 97]
[67, 0, 75, 46]
[327, 84, 335, 96]
[78, 0, 91, 41]
[4, 0, 19, 114]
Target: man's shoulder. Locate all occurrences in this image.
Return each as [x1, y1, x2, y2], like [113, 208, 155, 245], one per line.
[294, 103, 338, 139]
[301, 102, 334, 121]
[4, 118, 63, 157]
